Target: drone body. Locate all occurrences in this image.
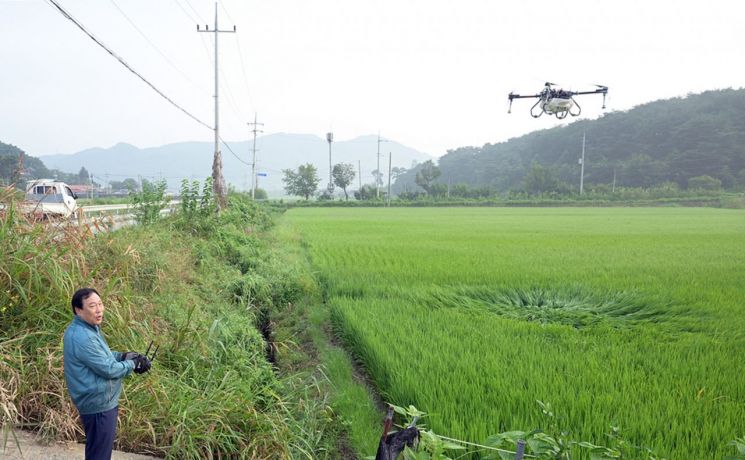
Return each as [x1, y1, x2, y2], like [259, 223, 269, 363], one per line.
[508, 82, 608, 119]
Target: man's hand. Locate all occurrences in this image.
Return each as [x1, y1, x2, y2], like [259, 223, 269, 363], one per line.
[133, 355, 152, 374]
[119, 351, 140, 362]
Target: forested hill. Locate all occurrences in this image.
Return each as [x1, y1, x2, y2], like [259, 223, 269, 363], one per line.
[0, 141, 53, 184]
[394, 88, 745, 194]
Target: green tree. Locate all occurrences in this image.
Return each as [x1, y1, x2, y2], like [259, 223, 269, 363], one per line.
[371, 169, 384, 188]
[354, 184, 378, 200]
[391, 166, 407, 181]
[123, 178, 139, 191]
[78, 167, 90, 184]
[282, 163, 320, 200]
[332, 163, 356, 200]
[524, 162, 564, 195]
[0, 142, 51, 186]
[688, 174, 722, 190]
[415, 160, 441, 195]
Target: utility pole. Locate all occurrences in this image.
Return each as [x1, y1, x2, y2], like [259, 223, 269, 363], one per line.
[198, 3, 235, 210]
[612, 167, 617, 193]
[579, 131, 586, 195]
[326, 132, 334, 194]
[248, 113, 263, 199]
[387, 152, 392, 206]
[358, 160, 362, 190]
[376, 131, 388, 199]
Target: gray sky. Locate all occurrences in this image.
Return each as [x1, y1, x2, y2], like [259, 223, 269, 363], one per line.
[2, 0, 744, 158]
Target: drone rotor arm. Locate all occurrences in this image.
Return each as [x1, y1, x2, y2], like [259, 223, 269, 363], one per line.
[508, 93, 542, 100]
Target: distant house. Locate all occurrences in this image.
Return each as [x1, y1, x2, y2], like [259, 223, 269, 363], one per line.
[68, 184, 97, 196]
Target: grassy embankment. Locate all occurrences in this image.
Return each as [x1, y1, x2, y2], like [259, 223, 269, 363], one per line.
[284, 206, 745, 458]
[0, 190, 367, 459]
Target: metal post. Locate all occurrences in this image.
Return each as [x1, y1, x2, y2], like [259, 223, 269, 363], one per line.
[579, 131, 586, 195]
[515, 440, 526, 460]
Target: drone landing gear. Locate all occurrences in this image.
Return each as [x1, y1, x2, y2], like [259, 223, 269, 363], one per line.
[530, 99, 544, 118]
[568, 98, 582, 117]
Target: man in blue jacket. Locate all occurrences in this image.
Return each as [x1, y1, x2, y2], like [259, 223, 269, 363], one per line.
[63, 287, 151, 460]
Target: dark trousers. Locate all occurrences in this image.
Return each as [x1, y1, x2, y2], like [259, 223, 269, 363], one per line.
[80, 406, 119, 460]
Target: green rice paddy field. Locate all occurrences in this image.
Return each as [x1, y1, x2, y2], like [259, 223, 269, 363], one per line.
[283, 207, 745, 458]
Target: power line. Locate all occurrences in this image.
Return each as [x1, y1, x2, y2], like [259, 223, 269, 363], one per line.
[182, 0, 205, 24]
[45, 0, 213, 131]
[109, 0, 210, 96]
[219, 1, 256, 113]
[218, 135, 251, 166]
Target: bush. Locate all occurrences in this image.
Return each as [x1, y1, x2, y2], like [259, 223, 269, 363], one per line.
[688, 174, 722, 190]
[130, 179, 169, 226]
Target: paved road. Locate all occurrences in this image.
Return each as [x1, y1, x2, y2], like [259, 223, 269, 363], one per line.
[1, 430, 158, 460]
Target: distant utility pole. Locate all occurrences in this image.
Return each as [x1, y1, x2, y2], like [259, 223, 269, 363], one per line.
[248, 113, 263, 199]
[326, 132, 334, 193]
[387, 152, 392, 206]
[376, 131, 388, 199]
[579, 131, 586, 195]
[358, 160, 362, 190]
[612, 167, 617, 193]
[198, 3, 236, 210]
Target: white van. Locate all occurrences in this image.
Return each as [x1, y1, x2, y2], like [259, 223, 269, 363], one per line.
[22, 179, 79, 218]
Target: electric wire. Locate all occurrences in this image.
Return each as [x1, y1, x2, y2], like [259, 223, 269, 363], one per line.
[109, 0, 210, 96]
[433, 434, 537, 458]
[219, 66, 248, 124]
[219, 1, 256, 113]
[45, 0, 213, 131]
[182, 0, 205, 25]
[171, 0, 199, 24]
[218, 135, 251, 166]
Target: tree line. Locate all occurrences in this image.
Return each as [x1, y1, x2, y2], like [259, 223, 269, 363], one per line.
[393, 88, 745, 197]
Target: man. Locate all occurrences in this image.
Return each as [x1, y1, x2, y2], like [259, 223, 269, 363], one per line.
[63, 287, 151, 460]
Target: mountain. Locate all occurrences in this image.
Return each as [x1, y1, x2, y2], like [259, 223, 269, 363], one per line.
[393, 88, 745, 194]
[39, 134, 433, 197]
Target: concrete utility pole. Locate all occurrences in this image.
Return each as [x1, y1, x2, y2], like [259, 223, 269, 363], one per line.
[248, 113, 263, 199]
[326, 132, 334, 193]
[198, 3, 235, 210]
[579, 131, 586, 195]
[387, 152, 392, 206]
[376, 131, 388, 199]
[358, 160, 362, 190]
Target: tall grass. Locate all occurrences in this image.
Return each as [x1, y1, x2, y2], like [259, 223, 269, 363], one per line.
[285, 207, 745, 458]
[1, 192, 337, 458]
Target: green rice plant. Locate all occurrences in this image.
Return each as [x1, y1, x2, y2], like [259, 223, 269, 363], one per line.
[285, 207, 745, 458]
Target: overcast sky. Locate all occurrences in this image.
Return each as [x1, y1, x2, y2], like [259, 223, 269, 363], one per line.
[2, 0, 744, 159]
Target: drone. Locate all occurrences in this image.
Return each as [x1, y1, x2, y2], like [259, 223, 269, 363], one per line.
[508, 82, 608, 119]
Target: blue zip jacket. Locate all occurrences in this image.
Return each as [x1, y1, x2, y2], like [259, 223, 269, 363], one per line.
[63, 315, 135, 415]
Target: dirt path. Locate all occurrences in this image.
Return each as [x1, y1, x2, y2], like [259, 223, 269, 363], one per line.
[1, 430, 158, 460]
